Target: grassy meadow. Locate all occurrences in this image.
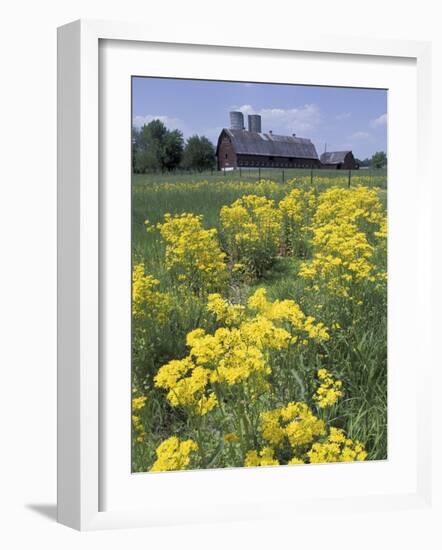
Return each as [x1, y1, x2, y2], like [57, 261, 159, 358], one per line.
[131, 169, 387, 472]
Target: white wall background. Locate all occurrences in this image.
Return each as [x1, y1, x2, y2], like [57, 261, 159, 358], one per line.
[0, 1, 441, 547]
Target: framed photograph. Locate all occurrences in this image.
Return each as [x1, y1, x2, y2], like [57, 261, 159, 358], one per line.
[57, 20, 432, 530]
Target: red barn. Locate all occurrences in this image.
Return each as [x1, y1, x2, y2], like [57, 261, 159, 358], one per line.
[216, 112, 320, 170]
[320, 151, 359, 170]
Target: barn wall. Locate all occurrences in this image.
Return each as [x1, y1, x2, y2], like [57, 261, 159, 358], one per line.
[217, 136, 237, 169]
[342, 152, 358, 169]
[236, 154, 320, 169]
[320, 153, 359, 170]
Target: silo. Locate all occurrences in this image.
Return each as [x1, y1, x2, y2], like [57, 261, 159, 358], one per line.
[229, 111, 244, 130]
[248, 114, 262, 133]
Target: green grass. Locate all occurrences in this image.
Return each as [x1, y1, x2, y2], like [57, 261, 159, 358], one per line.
[133, 167, 387, 187]
[131, 171, 388, 470]
[132, 169, 387, 270]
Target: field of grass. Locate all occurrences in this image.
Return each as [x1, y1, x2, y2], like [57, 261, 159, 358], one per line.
[132, 169, 387, 264]
[131, 170, 387, 472]
[133, 167, 387, 187]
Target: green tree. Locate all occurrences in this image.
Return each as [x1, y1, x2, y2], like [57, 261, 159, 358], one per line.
[132, 127, 140, 172]
[163, 130, 185, 171]
[371, 151, 387, 169]
[355, 157, 370, 168]
[182, 135, 216, 172]
[133, 119, 184, 173]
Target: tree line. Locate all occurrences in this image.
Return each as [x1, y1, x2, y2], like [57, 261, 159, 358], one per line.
[355, 151, 387, 169]
[132, 119, 216, 173]
[132, 119, 387, 173]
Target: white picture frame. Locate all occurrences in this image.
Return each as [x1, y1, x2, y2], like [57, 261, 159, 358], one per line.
[57, 19, 433, 531]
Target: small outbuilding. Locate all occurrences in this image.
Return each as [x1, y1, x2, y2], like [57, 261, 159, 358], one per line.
[320, 151, 359, 170]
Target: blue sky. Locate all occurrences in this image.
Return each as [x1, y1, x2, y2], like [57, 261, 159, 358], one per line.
[132, 77, 387, 160]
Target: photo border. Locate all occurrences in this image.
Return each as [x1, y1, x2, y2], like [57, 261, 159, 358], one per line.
[57, 19, 432, 530]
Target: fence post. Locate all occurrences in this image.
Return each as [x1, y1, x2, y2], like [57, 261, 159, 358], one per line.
[223, 167, 226, 177]
[239, 167, 242, 178]
[282, 169, 285, 184]
[310, 168, 313, 186]
[259, 167, 261, 182]
[348, 169, 351, 188]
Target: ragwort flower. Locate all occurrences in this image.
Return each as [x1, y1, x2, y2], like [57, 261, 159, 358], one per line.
[150, 436, 198, 472]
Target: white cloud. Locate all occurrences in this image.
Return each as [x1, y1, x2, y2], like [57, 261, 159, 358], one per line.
[234, 104, 254, 115]
[132, 114, 185, 132]
[134, 103, 322, 143]
[232, 103, 321, 134]
[370, 113, 387, 128]
[351, 131, 371, 140]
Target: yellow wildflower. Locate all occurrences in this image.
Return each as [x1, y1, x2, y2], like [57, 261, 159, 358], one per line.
[150, 436, 198, 472]
[247, 288, 329, 342]
[308, 428, 367, 463]
[207, 293, 245, 326]
[132, 414, 146, 444]
[288, 457, 304, 465]
[313, 369, 343, 408]
[299, 186, 387, 296]
[220, 194, 281, 277]
[245, 447, 279, 467]
[279, 187, 316, 256]
[132, 263, 170, 323]
[132, 396, 147, 411]
[157, 213, 227, 294]
[224, 432, 240, 444]
[154, 356, 218, 416]
[260, 402, 325, 448]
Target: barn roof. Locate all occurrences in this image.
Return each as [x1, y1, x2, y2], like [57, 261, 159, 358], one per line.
[320, 151, 351, 164]
[219, 129, 319, 159]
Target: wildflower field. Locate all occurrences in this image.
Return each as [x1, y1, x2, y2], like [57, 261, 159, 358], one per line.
[131, 170, 387, 472]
